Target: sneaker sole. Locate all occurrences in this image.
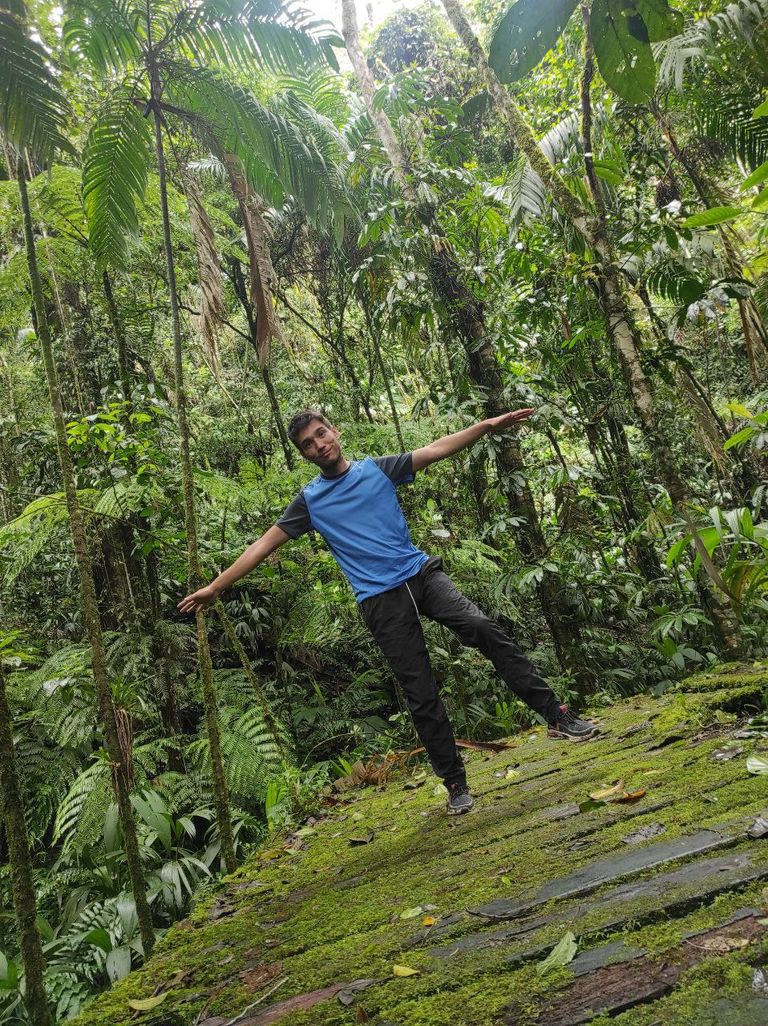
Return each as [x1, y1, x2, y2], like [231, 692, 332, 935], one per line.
[446, 802, 474, 815]
[547, 726, 600, 742]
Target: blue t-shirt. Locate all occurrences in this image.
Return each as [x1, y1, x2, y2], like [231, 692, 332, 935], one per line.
[276, 454, 428, 602]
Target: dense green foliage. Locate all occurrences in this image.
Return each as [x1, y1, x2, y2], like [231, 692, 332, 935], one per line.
[0, 0, 767, 1019]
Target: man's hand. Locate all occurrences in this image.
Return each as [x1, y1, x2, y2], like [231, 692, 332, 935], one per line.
[485, 409, 534, 432]
[177, 583, 220, 616]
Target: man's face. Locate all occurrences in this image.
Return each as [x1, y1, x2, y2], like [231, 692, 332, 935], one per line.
[294, 419, 342, 470]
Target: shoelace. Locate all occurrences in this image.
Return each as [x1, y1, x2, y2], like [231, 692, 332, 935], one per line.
[559, 706, 578, 724]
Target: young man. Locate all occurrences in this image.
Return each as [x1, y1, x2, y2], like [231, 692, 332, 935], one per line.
[179, 409, 598, 815]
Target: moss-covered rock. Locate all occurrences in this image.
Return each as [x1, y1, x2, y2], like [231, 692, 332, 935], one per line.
[70, 663, 768, 1026]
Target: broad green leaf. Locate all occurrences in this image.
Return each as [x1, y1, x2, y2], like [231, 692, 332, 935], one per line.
[753, 188, 768, 212]
[591, 0, 656, 104]
[747, 755, 768, 775]
[489, 0, 580, 83]
[666, 535, 689, 568]
[106, 945, 132, 982]
[632, 0, 683, 41]
[726, 402, 755, 419]
[128, 994, 168, 1012]
[593, 159, 623, 185]
[536, 931, 578, 975]
[84, 927, 113, 953]
[723, 427, 754, 452]
[682, 206, 743, 228]
[741, 160, 768, 191]
[754, 98, 768, 118]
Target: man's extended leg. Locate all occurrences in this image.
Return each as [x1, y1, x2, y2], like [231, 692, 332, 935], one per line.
[359, 582, 468, 790]
[418, 558, 597, 739]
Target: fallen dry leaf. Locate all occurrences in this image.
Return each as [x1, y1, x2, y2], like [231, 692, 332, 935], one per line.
[422, 915, 436, 926]
[695, 936, 750, 953]
[128, 994, 168, 1012]
[348, 831, 374, 846]
[393, 965, 420, 977]
[588, 780, 646, 804]
[590, 780, 627, 801]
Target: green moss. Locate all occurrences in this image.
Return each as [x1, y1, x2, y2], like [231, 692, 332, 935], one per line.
[69, 668, 768, 1026]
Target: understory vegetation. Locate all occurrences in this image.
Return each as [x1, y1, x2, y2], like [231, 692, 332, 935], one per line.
[0, 0, 767, 1020]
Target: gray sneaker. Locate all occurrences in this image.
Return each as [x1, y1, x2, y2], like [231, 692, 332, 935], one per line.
[446, 782, 474, 815]
[547, 704, 599, 741]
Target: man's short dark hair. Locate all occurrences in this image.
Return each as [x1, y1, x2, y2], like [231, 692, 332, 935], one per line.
[287, 409, 332, 445]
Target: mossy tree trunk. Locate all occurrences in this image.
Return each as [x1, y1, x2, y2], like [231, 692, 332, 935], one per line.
[0, 660, 53, 1026]
[341, 0, 586, 680]
[147, 64, 237, 874]
[16, 155, 156, 955]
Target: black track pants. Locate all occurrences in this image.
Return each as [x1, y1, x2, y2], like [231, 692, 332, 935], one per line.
[359, 556, 562, 786]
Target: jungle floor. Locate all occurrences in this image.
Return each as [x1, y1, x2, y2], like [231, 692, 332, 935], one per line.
[71, 662, 768, 1026]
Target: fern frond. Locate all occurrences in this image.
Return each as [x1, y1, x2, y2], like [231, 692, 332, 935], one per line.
[53, 759, 110, 849]
[0, 489, 107, 584]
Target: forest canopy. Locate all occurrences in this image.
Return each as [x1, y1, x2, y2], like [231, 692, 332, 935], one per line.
[0, 0, 767, 1020]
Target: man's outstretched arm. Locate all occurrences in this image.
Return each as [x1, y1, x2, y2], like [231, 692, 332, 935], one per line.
[411, 410, 533, 472]
[177, 525, 292, 614]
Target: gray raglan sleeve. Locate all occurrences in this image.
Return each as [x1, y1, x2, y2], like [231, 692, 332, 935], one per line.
[372, 453, 415, 485]
[275, 491, 312, 539]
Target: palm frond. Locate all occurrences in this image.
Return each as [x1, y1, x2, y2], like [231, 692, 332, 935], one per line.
[487, 154, 547, 221]
[696, 94, 768, 171]
[276, 69, 351, 127]
[164, 65, 350, 226]
[62, 0, 142, 73]
[82, 95, 153, 270]
[0, 1, 73, 162]
[655, 0, 768, 90]
[175, 0, 341, 76]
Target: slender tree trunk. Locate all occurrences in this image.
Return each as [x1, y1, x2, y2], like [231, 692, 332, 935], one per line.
[16, 155, 155, 953]
[0, 660, 53, 1026]
[148, 74, 236, 874]
[103, 270, 132, 402]
[342, 0, 585, 678]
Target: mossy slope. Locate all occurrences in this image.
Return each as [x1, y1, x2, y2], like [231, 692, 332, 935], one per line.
[71, 663, 768, 1026]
